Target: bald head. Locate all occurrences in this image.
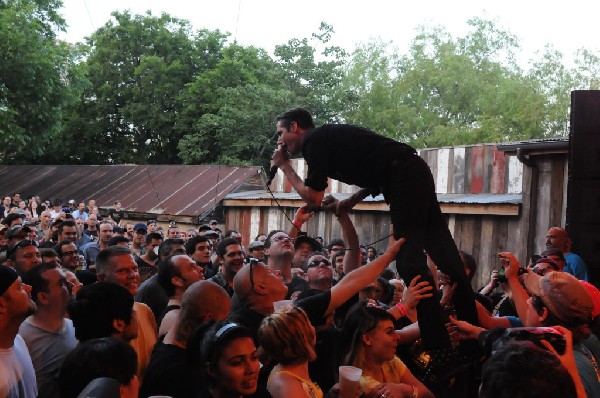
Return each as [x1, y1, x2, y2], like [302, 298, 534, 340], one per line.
[546, 227, 570, 252]
[181, 280, 230, 321]
[233, 262, 258, 302]
[174, 280, 230, 343]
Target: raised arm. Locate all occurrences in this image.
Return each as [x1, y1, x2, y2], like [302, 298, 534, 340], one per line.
[499, 252, 530, 326]
[272, 145, 324, 208]
[326, 235, 405, 316]
[335, 188, 372, 216]
[322, 195, 360, 274]
[288, 205, 315, 239]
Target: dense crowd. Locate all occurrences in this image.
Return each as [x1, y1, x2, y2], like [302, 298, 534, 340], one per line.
[0, 191, 598, 398]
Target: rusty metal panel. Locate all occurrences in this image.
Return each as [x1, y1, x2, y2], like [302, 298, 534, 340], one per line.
[0, 165, 261, 217]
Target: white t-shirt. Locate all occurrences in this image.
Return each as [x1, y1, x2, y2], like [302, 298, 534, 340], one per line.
[0, 335, 38, 398]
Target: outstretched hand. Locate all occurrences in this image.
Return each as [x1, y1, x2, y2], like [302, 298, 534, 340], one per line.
[294, 204, 315, 224]
[447, 315, 486, 342]
[321, 195, 338, 212]
[335, 198, 355, 217]
[385, 233, 405, 259]
[402, 275, 434, 310]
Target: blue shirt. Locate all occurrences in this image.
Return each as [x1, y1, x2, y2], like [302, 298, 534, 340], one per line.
[564, 252, 589, 281]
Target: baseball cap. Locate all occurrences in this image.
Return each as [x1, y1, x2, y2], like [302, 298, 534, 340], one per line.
[249, 241, 264, 250]
[204, 230, 219, 237]
[0, 264, 19, 296]
[5, 225, 32, 241]
[210, 220, 218, 225]
[523, 271, 593, 325]
[294, 235, 322, 252]
[134, 223, 148, 233]
[147, 219, 157, 226]
[68, 199, 76, 205]
[580, 281, 600, 319]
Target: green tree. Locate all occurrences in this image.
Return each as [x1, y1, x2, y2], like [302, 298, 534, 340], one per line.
[0, 0, 70, 163]
[178, 83, 293, 166]
[340, 18, 549, 147]
[59, 11, 220, 164]
[179, 23, 350, 166]
[273, 22, 349, 123]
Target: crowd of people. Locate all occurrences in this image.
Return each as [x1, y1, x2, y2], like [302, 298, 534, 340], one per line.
[0, 190, 598, 398]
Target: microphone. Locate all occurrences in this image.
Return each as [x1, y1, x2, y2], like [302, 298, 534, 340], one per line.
[266, 165, 278, 186]
[267, 144, 288, 186]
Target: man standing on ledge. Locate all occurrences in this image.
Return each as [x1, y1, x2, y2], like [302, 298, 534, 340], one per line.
[270, 108, 478, 380]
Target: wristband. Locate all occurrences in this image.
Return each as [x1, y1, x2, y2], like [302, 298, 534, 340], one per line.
[395, 302, 408, 317]
[292, 220, 303, 229]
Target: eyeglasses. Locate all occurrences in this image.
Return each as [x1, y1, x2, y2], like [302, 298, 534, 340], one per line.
[308, 258, 331, 268]
[62, 250, 78, 256]
[271, 235, 294, 244]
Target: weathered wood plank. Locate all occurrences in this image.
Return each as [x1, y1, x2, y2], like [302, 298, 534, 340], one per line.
[507, 155, 523, 194]
[437, 148, 450, 194]
[464, 147, 473, 193]
[453, 147, 466, 194]
[490, 147, 506, 194]
[471, 145, 485, 194]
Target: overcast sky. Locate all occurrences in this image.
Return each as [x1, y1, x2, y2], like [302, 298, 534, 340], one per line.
[58, 0, 600, 67]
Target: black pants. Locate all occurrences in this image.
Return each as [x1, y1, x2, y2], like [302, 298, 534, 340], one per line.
[384, 153, 478, 350]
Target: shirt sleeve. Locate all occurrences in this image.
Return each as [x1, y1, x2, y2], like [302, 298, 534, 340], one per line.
[297, 290, 332, 327]
[506, 316, 523, 327]
[302, 129, 329, 192]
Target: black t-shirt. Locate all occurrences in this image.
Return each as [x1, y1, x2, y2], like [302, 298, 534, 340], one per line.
[108, 209, 124, 224]
[83, 228, 98, 238]
[136, 257, 157, 283]
[285, 275, 309, 299]
[135, 274, 168, 321]
[302, 124, 415, 192]
[75, 269, 98, 286]
[139, 341, 197, 398]
[309, 327, 342, 393]
[228, 290, 332, 344]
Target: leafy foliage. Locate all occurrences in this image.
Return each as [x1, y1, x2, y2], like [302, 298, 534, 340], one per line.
[2, 6, 600, 165]
[0, 0, 70, 163]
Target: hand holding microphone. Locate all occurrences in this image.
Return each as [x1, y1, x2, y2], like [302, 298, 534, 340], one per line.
[268, 144, 289, 186]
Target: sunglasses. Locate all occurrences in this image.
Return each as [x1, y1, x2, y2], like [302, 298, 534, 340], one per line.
[249, 257, 260, 289]
[14, 239, 39, 249]
[7, 239, 39, 258]
[308, 258, 331, 268]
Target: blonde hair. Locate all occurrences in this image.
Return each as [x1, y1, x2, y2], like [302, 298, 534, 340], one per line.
[258, 306, 316, 365]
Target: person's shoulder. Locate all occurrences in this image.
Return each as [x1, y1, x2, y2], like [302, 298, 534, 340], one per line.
[268, 370, 305, 395]
[13, 333, 29, 351]
[566, 252, 586, 262]
[134, 301, 154, 317]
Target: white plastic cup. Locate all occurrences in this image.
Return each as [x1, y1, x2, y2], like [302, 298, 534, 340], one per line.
[339, 365, 362, 398]
[273, 300, 293, 311]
